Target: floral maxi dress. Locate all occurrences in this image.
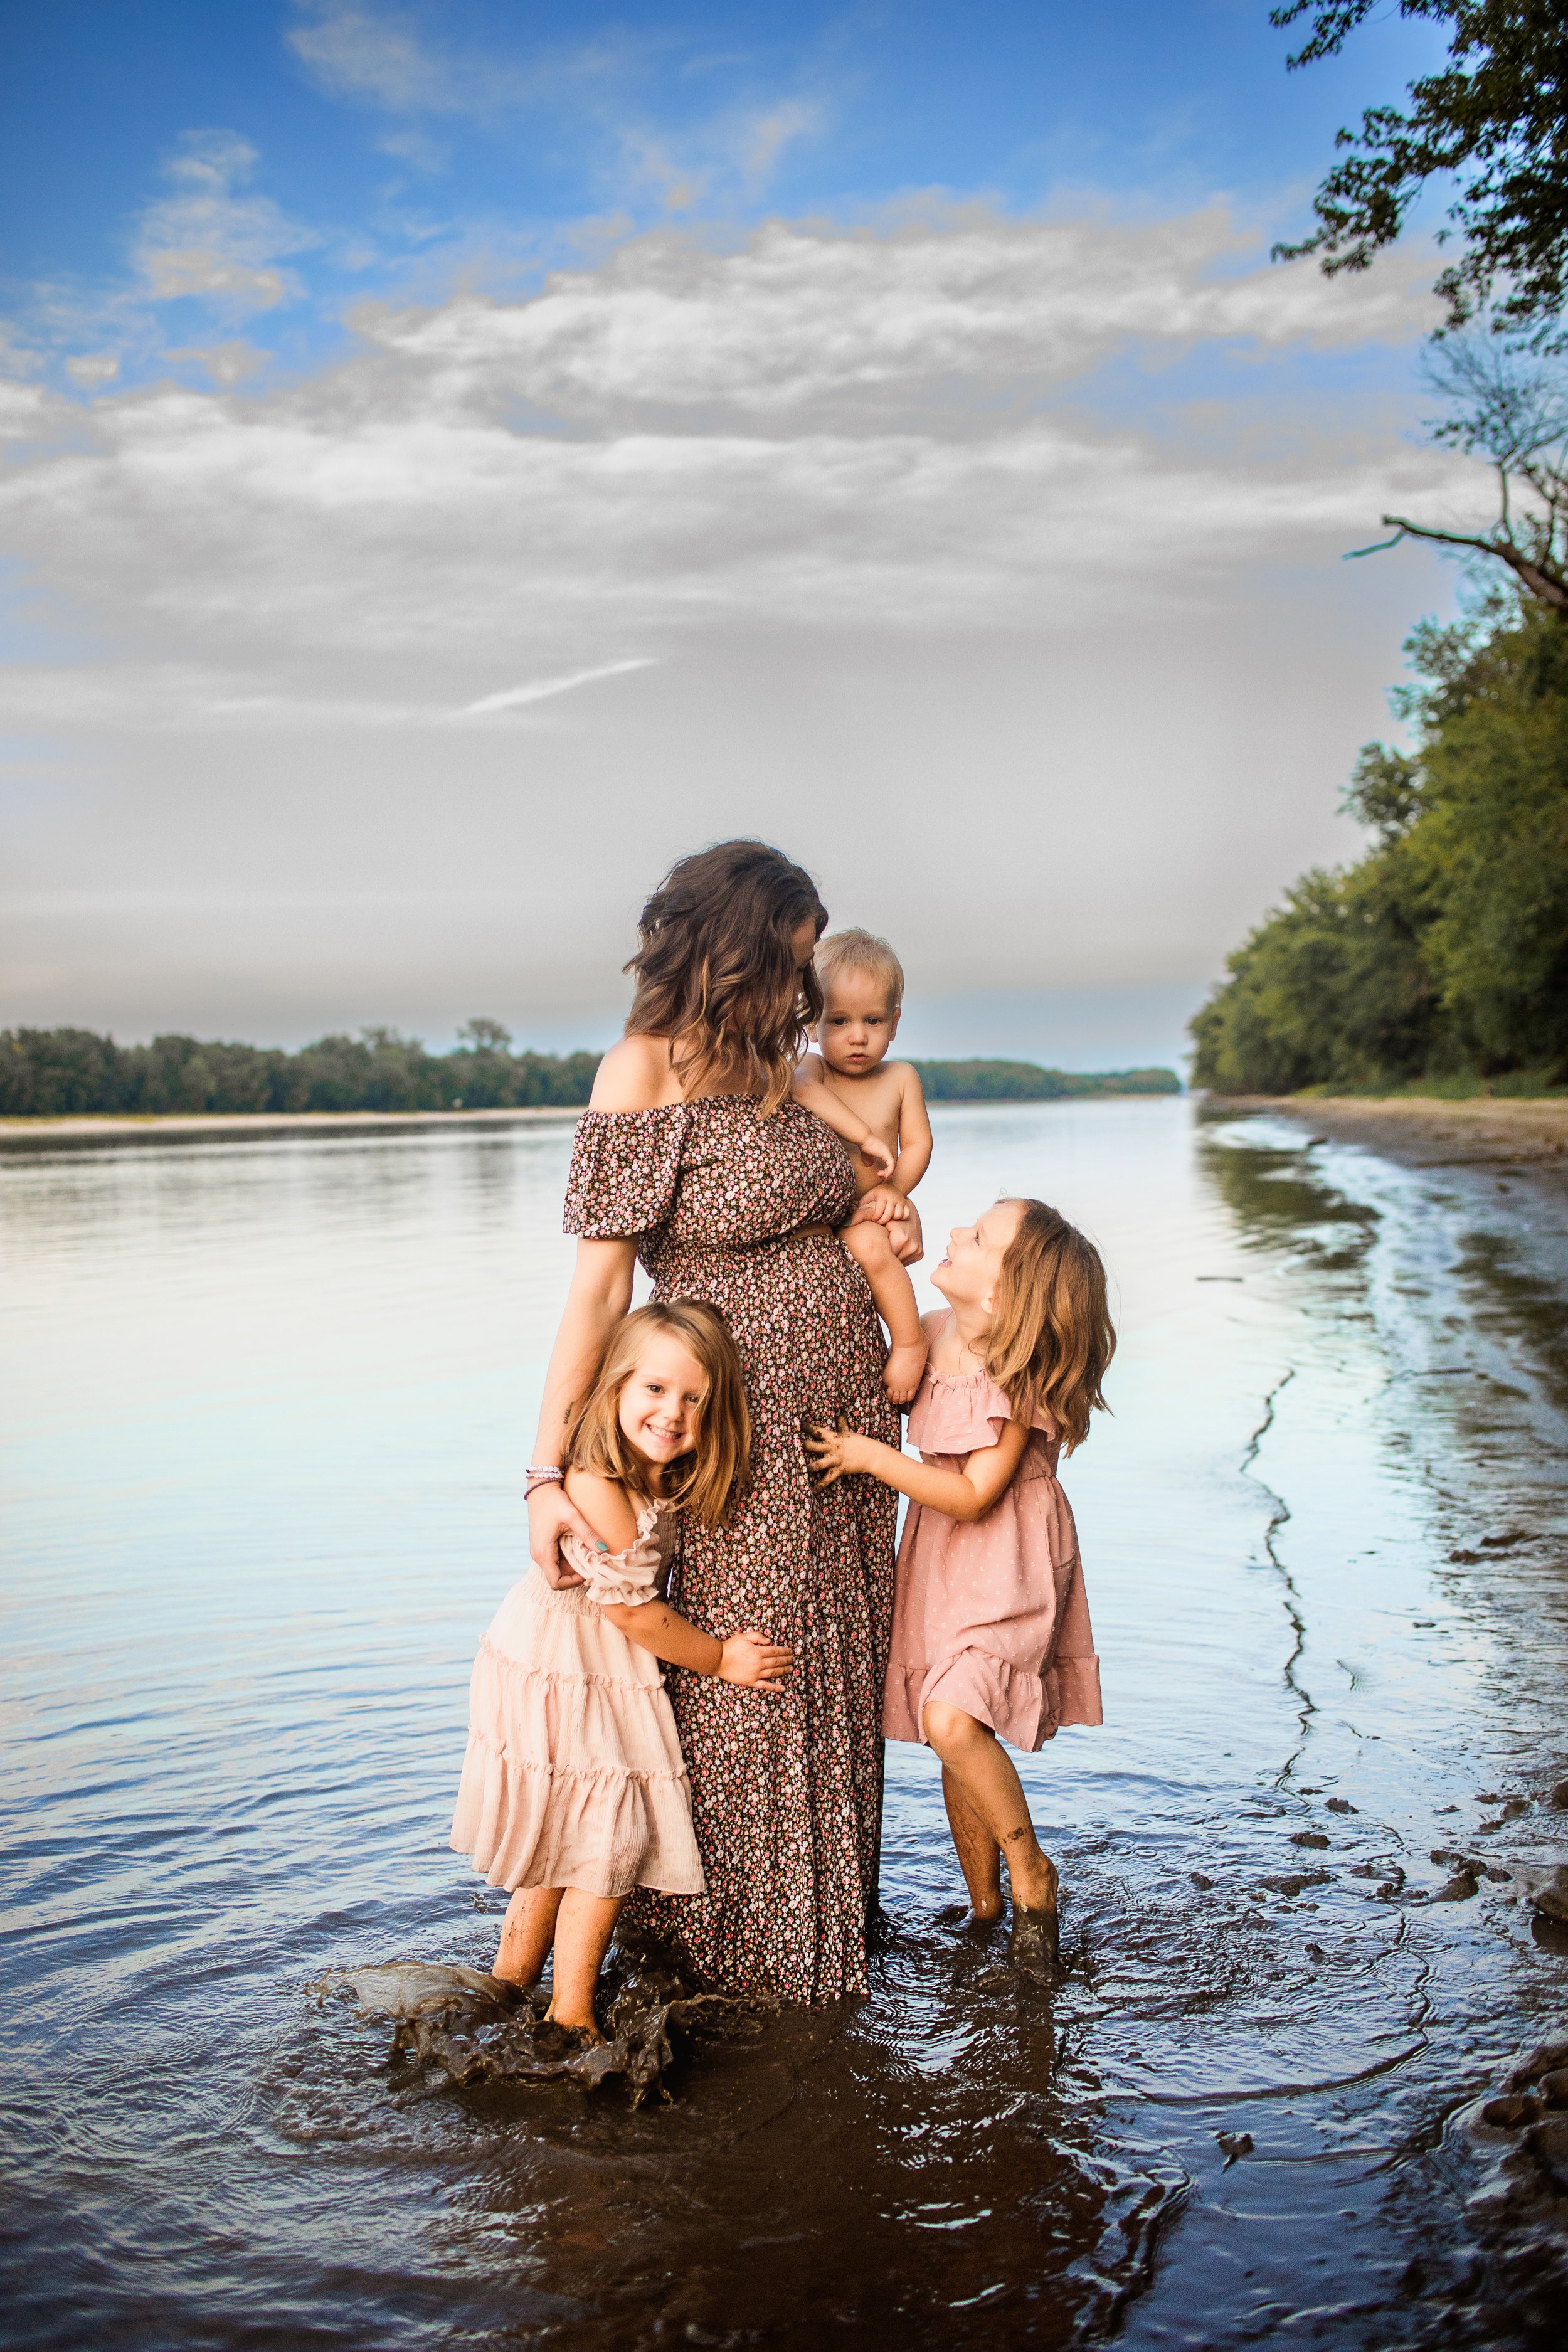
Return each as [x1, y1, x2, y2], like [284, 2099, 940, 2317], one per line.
[563, 1096, 898, 2004]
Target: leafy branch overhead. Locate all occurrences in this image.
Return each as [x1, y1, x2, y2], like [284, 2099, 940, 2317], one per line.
[1271, 2, 1568, 346]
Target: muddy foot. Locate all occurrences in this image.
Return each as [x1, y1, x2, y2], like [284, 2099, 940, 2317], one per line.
[1007, 1904, 1060, 1982]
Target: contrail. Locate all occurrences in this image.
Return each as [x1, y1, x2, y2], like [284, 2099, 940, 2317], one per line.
[458, 658, 656, 718]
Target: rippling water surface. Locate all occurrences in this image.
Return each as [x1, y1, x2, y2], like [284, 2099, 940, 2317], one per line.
[4, 1098, 1567, 2349]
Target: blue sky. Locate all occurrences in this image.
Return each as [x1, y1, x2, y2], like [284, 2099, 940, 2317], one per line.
[1, 2, 1471, 1058]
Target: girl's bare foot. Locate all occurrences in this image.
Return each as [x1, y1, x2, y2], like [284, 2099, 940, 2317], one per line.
[884, 1342, 928, 1402]
[1007, 1854, 1060, 1980]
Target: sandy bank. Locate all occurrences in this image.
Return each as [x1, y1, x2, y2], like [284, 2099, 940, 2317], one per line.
[1210, 1092, 1568, 1177]
[0, 1106, 584, 1153]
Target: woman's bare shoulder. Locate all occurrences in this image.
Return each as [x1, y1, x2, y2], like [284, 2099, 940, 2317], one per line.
[588, 1034, 684, 1111]
[563, 1468, 642, 1549]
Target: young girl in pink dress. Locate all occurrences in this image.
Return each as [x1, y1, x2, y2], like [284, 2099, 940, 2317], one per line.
[807, 1199, 1113, 1978]
[450, 1300, 793, 2036]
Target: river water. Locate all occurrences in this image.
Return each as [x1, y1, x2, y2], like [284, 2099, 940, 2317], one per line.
[4, 1098, 1567, 2349]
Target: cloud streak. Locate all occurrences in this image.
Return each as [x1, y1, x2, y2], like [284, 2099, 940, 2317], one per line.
[458, 660, 657, 717]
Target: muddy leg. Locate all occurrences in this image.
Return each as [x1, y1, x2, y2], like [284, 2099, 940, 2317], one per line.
[923, 1702, 1058, 1923]
[941, 1766, 1004, 1921]
[546, 1890, 625, 2035]
[494, 1885, 563, 1987]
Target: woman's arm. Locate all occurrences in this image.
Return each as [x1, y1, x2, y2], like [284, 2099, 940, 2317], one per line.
[804, 1416, 1030, 1521]
[891, 1065, 933, 1195]
[527, 1236, 639, 1583]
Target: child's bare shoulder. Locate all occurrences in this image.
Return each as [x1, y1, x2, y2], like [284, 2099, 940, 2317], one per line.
[887, 1060, 926, 1096]
[793, 1050, 827, 1085]
[563, 1468, 642, 1550]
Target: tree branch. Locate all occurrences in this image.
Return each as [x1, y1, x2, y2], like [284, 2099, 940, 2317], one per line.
[1348, 512, 1568, 612]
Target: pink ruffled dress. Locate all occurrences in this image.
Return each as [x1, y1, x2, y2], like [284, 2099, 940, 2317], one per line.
[450, 1499, 706, 1899]
[883, 1316, 1103, 1753]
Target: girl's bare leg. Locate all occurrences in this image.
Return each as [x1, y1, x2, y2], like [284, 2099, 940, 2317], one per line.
[923, 1703, 1058, 1914]
[941, 1767, 1004, 1921]
[494, 1885, 563, 1986]
[546, 1890, 625, 2034]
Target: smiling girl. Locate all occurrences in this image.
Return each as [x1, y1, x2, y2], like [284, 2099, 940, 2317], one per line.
[807, 1200, 1113, 1977]
[450, 1301, 792, 2036]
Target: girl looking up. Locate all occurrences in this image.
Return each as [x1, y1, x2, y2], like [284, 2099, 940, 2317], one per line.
[807, 1200, 1112, 1979]
[451, 1301, 792, 2038]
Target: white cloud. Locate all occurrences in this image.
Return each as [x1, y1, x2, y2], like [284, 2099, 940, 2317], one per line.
[133, 131, 314, 317]
[65, 352, 120, 388]
[0, 207, 1454, 709]
[458, 661, 657, 718]
[0, 200, 1474, 1031]
[164, 341, 268, 386]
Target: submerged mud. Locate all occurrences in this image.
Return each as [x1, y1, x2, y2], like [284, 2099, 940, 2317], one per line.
[3, 1101, 1567, 2348]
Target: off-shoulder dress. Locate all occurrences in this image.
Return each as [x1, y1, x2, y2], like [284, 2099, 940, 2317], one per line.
[884, 1316, 1103, 1753]
[450, 1499, 706, 1897]
[563, 1098, 898, 2005]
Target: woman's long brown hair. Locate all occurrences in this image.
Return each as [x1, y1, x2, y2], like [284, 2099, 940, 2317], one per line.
[563, 1300, 750, 1527]
[985, 1200, 1115, 1451]
[625, 840, 827, 1115]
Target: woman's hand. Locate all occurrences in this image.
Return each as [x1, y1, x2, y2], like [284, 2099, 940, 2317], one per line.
[804, 1415, 877, 1486]
[527, 1480, 596, 1589]
[718, 1630, 795, 1692]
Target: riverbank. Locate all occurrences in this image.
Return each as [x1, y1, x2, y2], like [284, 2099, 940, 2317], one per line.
[1209, 1093, 1568, 1184]
[0, 1106, 583, 1152]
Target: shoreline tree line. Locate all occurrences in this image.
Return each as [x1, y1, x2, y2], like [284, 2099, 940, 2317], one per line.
[0, 1024, 1179, 1120]
[1195, 3, 1568, 1095]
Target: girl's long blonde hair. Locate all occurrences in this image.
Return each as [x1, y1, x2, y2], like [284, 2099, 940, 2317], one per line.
[563, 1300, 750, 1526]
[985, 1200, 1115, 1451]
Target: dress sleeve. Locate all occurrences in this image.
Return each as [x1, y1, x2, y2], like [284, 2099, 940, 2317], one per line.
[563, 1106, 687, 1239]
[558, 1508, 665, 1608]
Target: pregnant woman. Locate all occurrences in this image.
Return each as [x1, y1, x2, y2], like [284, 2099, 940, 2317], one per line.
[524, 840, 901, 2005]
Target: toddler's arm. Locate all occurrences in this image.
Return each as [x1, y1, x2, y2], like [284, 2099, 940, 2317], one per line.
[891, 1064, 933, 1195]
[804, 1416, 1030, 1522]
[791, 1056, 894, 1181]
[564, 1470, 793, 1690]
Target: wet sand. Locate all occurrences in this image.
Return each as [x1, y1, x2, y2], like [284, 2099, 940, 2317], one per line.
[1216, 1094, 1568, 1184]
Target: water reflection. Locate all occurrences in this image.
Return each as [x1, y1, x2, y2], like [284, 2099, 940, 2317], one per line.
[3, 1101, 1565, 2348]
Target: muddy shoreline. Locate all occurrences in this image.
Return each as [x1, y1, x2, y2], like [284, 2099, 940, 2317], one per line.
[1212, 1093, 1568, 1185]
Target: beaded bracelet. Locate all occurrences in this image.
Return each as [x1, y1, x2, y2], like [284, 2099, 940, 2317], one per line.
[524, 1465, 565, 1502]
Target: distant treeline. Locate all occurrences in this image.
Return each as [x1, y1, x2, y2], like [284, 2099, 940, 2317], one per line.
[0, 1026, 1181, 1118]
[1193, 598, 1568, 1094]
[911, 1060, 1179, 1101]
[0, 1024, 599, 1118]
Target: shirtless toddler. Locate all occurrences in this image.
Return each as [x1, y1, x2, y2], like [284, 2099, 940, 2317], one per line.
[792, 930, 933, 1404]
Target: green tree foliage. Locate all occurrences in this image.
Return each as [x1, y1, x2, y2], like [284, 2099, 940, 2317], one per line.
[0, 1035, 1180, 1118]
[1192, 595, 1568, 1089]
[1272, 2, 1568, 346]
[913, 1062, 1180, 1101]
[0, 1026, 603, 1118]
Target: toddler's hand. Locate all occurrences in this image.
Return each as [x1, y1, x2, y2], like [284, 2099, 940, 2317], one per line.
[857, 1135, 896, 1182]
[718, 1630, 794, 1692]
[852, 1183, 909, 1226]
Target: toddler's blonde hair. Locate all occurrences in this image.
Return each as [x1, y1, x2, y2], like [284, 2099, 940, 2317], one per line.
[986, 1200, 1115, 1452]
[814, 928, 904, 1015]
[563, 1300, 750, 1526]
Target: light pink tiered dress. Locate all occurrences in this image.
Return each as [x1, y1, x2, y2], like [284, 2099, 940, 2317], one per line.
[450, 1499, 706, 1899]
[883, 1315, 1103, 1754]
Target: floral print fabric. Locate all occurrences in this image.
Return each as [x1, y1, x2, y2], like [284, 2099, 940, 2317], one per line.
[563, 1096, 898, 2003]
